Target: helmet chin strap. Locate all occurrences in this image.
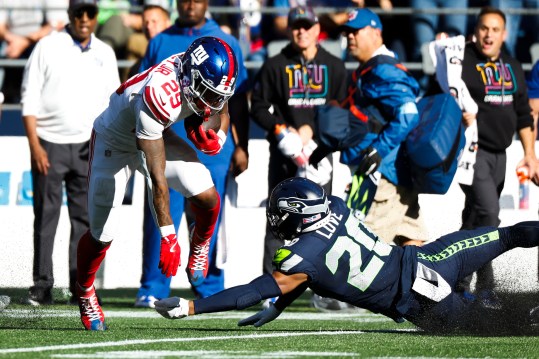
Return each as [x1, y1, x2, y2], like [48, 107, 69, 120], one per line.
[203, 107, 211, 121]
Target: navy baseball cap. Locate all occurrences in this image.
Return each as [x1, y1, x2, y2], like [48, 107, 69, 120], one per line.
[288, 6, 318, 28]
[342, 8, 383, 32]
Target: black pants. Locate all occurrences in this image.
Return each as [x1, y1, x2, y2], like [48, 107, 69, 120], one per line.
[262, 144, 332, 275]
[458, 148, 506, 292]
[31, 139, 89, 295]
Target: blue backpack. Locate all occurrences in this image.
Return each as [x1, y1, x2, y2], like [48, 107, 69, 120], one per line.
[315, 57, 464, 195]
[405, 93, 465, 194]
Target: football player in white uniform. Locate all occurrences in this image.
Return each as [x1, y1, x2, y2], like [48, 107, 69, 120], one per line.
[75, 36, 238, 330]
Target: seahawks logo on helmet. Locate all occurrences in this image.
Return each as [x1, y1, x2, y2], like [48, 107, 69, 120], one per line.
[277, 196, 329, 215]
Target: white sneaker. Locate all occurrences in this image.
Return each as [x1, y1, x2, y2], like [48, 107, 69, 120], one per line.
[135, 295, 158, 309]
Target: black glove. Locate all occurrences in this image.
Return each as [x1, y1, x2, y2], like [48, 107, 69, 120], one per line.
[357, 146, 381, 176]
[309, 143, 333, 167]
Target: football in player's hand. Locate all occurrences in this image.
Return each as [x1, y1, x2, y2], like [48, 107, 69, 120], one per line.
[202, 114, 221, 132]
[184, 114, 203, 133]
[184, 114, 221, 133]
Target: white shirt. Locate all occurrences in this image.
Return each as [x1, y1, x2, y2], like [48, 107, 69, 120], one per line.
[21, 28, 120, 144]
[94, 53, 195, 152]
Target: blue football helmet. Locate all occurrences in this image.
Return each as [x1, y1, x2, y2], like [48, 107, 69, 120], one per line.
[267, 178, 331, 241]
[180, 36, 238, 116]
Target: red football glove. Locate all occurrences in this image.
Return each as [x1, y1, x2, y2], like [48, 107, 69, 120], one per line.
[159, 233, 181, 277]
[186, 124, 226, 155]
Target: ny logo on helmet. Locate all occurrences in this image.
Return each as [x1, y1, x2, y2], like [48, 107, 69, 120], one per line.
[191, 45, 209, 65]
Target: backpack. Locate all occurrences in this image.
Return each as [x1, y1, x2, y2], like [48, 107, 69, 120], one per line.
[315, 56, 464, 195]
[405, 93, 465, 194]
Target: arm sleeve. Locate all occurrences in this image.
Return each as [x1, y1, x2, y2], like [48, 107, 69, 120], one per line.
[193, 274, 282, 314]
[527, 61, 539, 99]
[274, 282, 309, 312]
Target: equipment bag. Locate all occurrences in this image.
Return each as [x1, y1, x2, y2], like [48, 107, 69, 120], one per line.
[405, 93, 465, 194]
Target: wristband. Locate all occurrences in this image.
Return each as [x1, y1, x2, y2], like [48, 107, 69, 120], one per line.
[159, 225, 175, 237]
[217, 129, 227, 147]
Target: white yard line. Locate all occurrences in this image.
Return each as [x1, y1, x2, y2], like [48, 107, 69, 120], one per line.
[0, 331, 367, 354]
[1, 309, 390, 322]
[50, 350, 360, 358]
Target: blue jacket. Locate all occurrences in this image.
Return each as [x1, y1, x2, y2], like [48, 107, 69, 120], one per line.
[341, 55, 420, 185]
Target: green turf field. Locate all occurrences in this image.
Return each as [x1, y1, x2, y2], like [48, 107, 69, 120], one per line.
[0, 288, 538, 358]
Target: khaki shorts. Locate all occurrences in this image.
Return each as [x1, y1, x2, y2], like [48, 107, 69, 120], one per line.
[364, 177, 427, 245]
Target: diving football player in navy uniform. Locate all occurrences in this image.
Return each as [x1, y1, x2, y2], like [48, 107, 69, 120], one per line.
[155, 177, 539, 332]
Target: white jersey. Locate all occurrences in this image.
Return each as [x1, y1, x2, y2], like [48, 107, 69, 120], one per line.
[94, 54, 195, 152]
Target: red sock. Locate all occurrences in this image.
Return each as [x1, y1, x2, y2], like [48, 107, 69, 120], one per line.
[76, 230, 111, 288]
[190, 192, 220, 242]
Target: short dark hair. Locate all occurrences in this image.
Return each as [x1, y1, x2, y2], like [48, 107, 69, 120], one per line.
[477, 6, 506, 26]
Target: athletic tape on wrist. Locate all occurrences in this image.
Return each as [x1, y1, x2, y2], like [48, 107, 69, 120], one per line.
[160, 225, 175, 238]
[217, 130, 227, 147]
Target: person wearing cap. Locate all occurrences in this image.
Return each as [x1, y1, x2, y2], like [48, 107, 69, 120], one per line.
[250, 5, 347, 305]
[134, 0, 250, 308]
[20, 0, 120, 305]
[124, 0, 171, 80]
[339, 8, 427, 247]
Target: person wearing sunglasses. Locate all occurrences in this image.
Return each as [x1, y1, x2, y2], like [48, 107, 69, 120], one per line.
[20, 0, 120, 306]
[250, 6, 347, 310]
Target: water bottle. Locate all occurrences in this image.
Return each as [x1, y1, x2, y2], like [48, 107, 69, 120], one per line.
[274, 124, 309, 167]
[517, 166, 529, 209]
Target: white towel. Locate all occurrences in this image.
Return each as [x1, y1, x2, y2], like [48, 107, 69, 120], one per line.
[430, 35, 479, 185]
[215, 173, 238, 269]
[429, 35, 478, 114]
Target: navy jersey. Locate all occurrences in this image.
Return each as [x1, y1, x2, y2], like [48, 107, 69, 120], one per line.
[272, 196, 407, 318]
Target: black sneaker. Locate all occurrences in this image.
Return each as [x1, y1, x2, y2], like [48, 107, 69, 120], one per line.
[22, 287, 53, 306]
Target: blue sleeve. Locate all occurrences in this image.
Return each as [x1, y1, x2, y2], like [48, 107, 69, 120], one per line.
[362, 65, 420, 158]
[193, 274, 282, 313]
[527, 61, 539, 99]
